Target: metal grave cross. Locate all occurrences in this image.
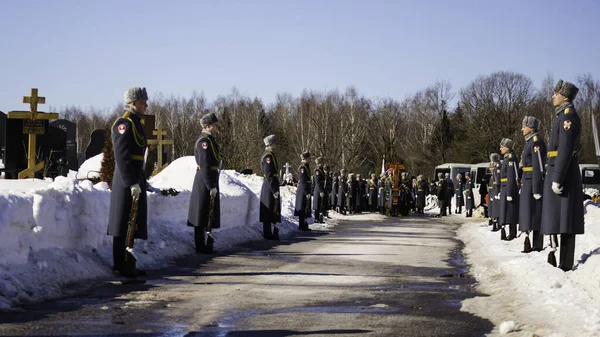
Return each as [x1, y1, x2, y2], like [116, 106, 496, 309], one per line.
[7, 88, 59, 179]
[284, 162, 292, 174]
[147, 123, 174, 175]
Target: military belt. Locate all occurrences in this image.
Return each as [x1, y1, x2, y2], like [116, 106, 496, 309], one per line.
[197, 165, 218, 171]
[522, 167, 533, 172]
[500, 178, 508, 182]
[132, 154, 144, 161]
[492, 182, 497, 185]
[547, 150, 577, 158]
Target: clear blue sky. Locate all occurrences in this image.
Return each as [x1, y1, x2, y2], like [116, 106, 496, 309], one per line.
[1, 0, 599, 112]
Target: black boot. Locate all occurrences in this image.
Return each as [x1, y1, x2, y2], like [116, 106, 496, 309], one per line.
[522, 236, 532, 253]
[500, 226, 507, 240]
[272, 226, 280, 240]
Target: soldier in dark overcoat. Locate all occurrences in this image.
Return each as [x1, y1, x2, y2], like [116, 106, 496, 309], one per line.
[519, 116, 547, 253]
[368, 173, 378, 212]
[357, 174, 367, 213]
[331, 172, 339, 212]
[437, 173, 447, 216]
[479, 174, 489, 218]
[445, 173, 454, 215]
[498, 138, 520, 240]
[464, 172, 475, 217]
[378, 173, 387, 214]
[454, 173, 464, 214]
[347, 173, 358, 214]
[416, 175, 428, 214]
[541, 80, 584, 271]
[324, 165, 332, 216]
[489, 153, 502, 231]
[259, 134, 281, 240]
[107, 87, 149, 278]
[294, 151, 312, 231]
[313, 157, 326, 223]
[187, 113, 222, 254]
[337, 169, 347, 214]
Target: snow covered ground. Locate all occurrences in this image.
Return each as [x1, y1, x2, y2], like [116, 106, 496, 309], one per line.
[1, 156, 599, 337]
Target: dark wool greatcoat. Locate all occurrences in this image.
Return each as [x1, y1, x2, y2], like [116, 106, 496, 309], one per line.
[312, 166, 326, 211]
[378, 179, 386, 208]
[368, 178, 378, 206]
[490, 162, 501, 218]
[464, 179, 475, 210]
[416, 179, 428, 209]
[357, 178, 367, 210]
[331, 176, 339, 207]
[519, 133, 547, 232]
[454, 181, 464, 207]
[294, 163, 312, 218]
[187, 131, 221, 229]
[337, 175, 347, 207]
[324, 172, 332, 210]
[541, 103, 584, 235]
[107, 108, 148, 239]
[260, 150, 281, 224]
[499, 150, 520, 225]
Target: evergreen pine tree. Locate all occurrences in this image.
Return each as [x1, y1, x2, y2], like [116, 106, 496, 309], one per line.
[99, 126, 115, 188]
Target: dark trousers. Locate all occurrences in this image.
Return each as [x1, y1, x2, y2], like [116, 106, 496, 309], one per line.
[439, 200, 447, 216]
[508, 223, 517, 239]
[263, 221, 272, 237]
[446, 197, 452, 214]
[466, 208, 472, 217]
[560, 234, 576, 271]
[113, 236, 136, 273]
[194, 227, 207, 252]
[299, 214, 306, 230]
[532, 230, 543, 250]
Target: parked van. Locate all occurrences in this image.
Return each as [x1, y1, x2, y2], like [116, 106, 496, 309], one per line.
[580, 164, 600, 190]
[434, 163, 472, 187]
[470, 162, 491, 189]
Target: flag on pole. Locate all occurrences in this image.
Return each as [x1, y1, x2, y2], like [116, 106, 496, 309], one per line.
[381, 156, 385, 176]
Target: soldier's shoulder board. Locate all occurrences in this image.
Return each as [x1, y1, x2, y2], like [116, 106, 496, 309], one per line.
[565, 108, 570, 114]
[508, 153, 512, 158]
[533, 135, 538, 142]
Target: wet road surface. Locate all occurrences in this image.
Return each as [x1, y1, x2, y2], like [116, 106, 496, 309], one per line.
[0, 215, 492, 337]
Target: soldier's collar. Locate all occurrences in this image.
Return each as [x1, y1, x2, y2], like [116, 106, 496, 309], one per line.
[555, 102, 573, 116]
[524, 132, 537, 142]
[203, 129, 213, 136]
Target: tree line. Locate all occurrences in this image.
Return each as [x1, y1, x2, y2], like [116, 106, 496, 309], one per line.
[57, 71, 600, 181]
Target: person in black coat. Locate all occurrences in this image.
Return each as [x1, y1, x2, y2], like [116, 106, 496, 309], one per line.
[313, 157, 326, 223]
[454, 173, 464, 214]
[519, 116, 547, 253]
[324, 165, 332, 216]
[416, 175, 428, 214]
[356, 173, 366, 213]
[260, 135, 281, 240]
[107, 87, 149, 278]
[445, 173, 454, 215]
[337, 169, 348, 214]
[541, 80, 584, 271]
[499, 138, 520, 241]
[437, 173, 447, 216]
[489, 153, 502, 231]
[464, 172, 475, 217]
[331, 172, 339, 213]
[187, 112, 222, 254]
[479, 174, 489, 218]
[294, 151, 312, 231]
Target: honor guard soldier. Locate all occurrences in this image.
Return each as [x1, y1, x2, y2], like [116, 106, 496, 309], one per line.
[416, 175, 428, 214]
[260, 135, 281, 240]
[437, 173, 447, 216]
[337, 169, 348, 214]
[187, 113, 222, 254]
[519, 116, 546, 253]
[294, 151, 312, 231]
[324, 165, 332, 216]
[356, 173, 366, 213]
[464, 172, 475, 217]
[313, 157, 326, 223]
[368, 173, 378, 212]
[107, 87, 149, 278]
[444, 173, 454, 215]
[489, 153, 502, 231]
[331, 171, 339, 212]
[541, 80, 584, 271]
[454, 173, 464, 214]
[499, 138, 520, 241]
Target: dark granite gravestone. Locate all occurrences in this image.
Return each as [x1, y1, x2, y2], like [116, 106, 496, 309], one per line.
[85, 129, 106, 160]
[37, 124, 68, 177]
[50, 119, 78, 171]
[2, 118, 50, 179]
[143, 114, 156, 140]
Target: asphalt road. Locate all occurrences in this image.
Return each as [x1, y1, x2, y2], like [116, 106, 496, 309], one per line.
[0, 214, 493, 337]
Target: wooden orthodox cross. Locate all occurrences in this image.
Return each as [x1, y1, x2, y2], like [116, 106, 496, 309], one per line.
[147, 122, 173, 175]
[7, 88, 59, 179]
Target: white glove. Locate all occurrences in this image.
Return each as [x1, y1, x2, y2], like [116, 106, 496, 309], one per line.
[130, 183, 141, 198]
[210, 188, 218, 198]
[320, 192, 324, 198]
[506, 196, 513, 201]
[552, 182, 563, 195]
[533, 193, 542, 200]
[274, 191, 280, 199]
[496, 195, 501, 200]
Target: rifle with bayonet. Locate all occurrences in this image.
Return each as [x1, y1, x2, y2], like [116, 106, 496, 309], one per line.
[125, 194, 140, 264]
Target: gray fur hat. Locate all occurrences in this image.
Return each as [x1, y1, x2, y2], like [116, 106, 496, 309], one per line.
[490, 153, 501, 162]
[263, 134, 276, 146]
[554, 80, 579, 101]
[522, 116, 540, 131]
[124, 87, 148, 104]
[500, 138, 514, 150]
[315, 156, 324, 164]
[200, 112, 219, 128]
[465, 171, 470, 177]
[300, 151, 310, 160]
[438, 172, 444, 179]
[457, 173, 462, 179]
